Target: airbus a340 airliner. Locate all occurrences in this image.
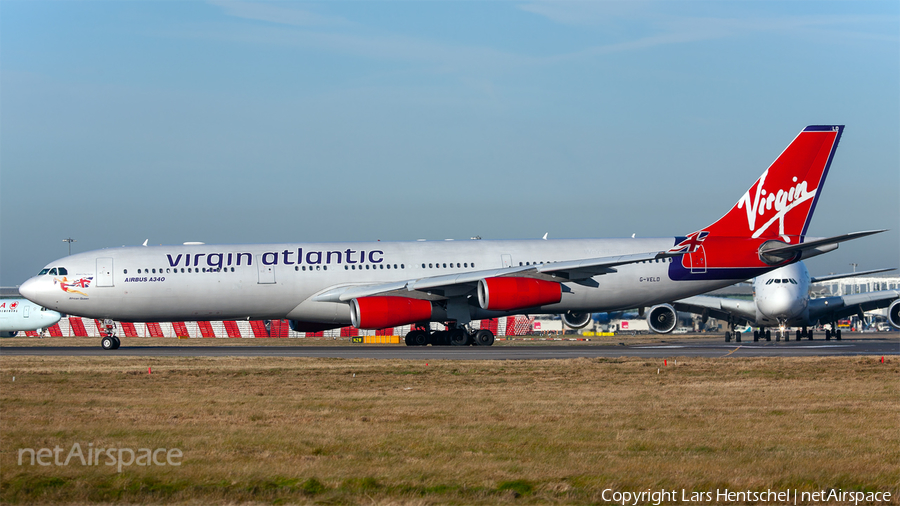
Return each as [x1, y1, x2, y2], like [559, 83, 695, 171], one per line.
[21, 126, 878, 350]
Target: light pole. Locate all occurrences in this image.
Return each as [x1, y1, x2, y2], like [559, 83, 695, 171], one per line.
[850, 263, 858, 273]
[63, 238, 76, 256]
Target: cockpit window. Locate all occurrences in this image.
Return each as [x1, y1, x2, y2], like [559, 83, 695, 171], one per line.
[789, 279, 797, 284]
[57, 267, 68, 275]
[773, 279, 780, 283]
[39, 269, 50, 275]
[48, 268, 58, 275]
[782, 279, 789, 283]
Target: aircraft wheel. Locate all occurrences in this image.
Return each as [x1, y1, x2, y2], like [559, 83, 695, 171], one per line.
[101, 336, 115, 350]
[836, 330, 841, 341]
[449, 328, 467, 346]
[765, 330, 771, 341]
[431, 331, 451, 346]
[112, 337, 121, 349]
[725, 332, 731, 342]
[735, 333, 741, 343]
[796, 330, 802, 341]
[753, 331, 759, 342]
[825, 330, 831, 340]
[474, 329, 494, 346]
[407, 330, 428, 346]
[808, 331, 814, 340]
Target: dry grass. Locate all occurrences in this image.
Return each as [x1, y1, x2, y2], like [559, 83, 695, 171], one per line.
[0, 355, 897, 505]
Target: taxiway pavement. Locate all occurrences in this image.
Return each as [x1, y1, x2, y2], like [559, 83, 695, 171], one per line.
[2, 339, 897, 359]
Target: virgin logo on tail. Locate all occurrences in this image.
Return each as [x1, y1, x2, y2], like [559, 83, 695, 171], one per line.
[737, 171, 815, 242]
[702, 125, 842, 243]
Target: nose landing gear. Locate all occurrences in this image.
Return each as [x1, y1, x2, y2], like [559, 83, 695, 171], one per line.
[724, 321, 741, 342]
[100, 319, 120, 350]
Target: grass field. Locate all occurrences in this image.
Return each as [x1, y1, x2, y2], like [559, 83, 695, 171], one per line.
[1, 354, 897, 505]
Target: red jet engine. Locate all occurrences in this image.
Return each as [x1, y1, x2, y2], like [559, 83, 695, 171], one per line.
[350, 296, 433, 330]
[477, 277, 562, 311]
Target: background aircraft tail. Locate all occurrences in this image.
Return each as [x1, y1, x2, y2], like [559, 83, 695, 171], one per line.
[702, 125, 843, 243]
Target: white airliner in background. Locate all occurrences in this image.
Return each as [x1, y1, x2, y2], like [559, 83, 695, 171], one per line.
[659, 262, 899, 342]
[0, 298, 62, 337]
[20, 126, 880, 350]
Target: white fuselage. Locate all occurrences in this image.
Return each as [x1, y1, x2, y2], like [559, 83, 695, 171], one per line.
[20, 238, 740, 325]
[0, 298, 62, 334]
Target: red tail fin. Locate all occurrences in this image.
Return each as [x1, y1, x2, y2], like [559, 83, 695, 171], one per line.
[703, 125, 843, 243]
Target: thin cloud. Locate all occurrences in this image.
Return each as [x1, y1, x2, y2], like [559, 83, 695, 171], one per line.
[209, 0, 353, 28]
[171, 20, 534, 77]
[520, 1, 898, 56]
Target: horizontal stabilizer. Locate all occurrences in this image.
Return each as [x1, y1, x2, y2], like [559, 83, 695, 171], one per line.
[758, 229, 886, 265]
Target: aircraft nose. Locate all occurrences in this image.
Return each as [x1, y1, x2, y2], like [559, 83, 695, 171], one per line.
[19, 277, 52, 306]
[19, 277, 39, 301]
[45, 310, 63, 325]
[761, 286, 794, 319]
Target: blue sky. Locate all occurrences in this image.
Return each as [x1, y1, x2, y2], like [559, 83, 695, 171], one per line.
[2, 1, 898, 285]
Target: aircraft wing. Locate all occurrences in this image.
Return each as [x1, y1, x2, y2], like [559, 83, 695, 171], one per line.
[313, 250, 682, 303]
[672, 295, 758, 324]
[810, 268, 896, 283]
[807, 290, 900, 322]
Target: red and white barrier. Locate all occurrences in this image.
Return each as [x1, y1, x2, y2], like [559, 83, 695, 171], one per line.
[43, 315, 532, 338]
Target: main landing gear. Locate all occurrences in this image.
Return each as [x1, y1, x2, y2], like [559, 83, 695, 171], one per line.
[404, 326, 495, 346]
[752, 326, 815, 343]
[795, 326, 814, 341]
[753, 328, 772, 342]
[724, 321, 741, 343]
[825, 322, 842, 341]
[100, 319, 120, 350]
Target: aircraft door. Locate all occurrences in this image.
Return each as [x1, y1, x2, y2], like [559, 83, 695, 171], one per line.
[257, 256, 275, 284]
[97, 258, 114, 286]
[687, 245, 707, 274]
[23, 306, 30, 318]
[501, 254, 512, 268]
